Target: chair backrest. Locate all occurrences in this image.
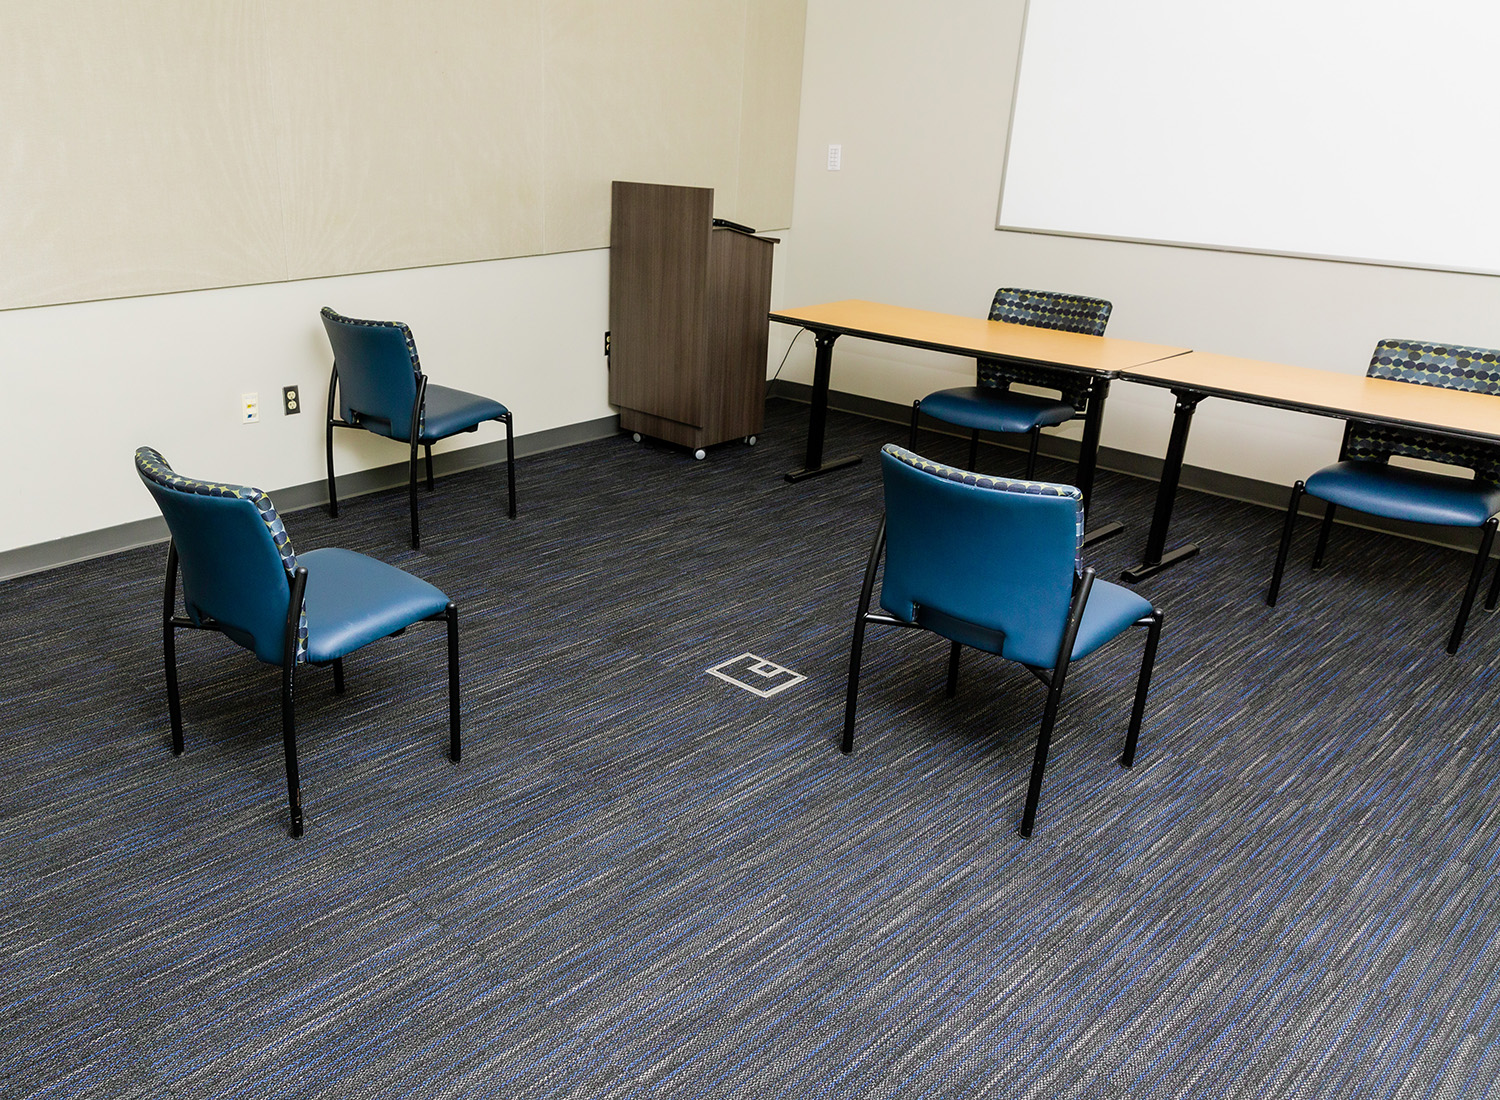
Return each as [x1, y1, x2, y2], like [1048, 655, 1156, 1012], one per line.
[320, 307, 423, 441]
[1348, 339, 1500, 482]
[877, 445, 1084, 668]
[134, 448, 306, 666]
[977, 287, 1113, 408]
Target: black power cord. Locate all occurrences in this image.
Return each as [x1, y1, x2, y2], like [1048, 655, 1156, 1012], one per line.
[764, 326, 808, 397]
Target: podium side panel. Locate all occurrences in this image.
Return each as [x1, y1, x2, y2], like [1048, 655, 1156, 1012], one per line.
[608, 181, 713, 428]
[705, 229, 773, 444]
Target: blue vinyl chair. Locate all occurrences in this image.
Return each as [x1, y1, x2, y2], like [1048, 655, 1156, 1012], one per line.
[136, 447, 460, 837]
[1267, 339, 1500, 654]
[843, 445, 1164, 836]
[909, 288, 1113, 477]
[322, 307, 516, 550]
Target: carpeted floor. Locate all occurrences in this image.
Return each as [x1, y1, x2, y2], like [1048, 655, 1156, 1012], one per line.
[5, 397, 1500, 1098]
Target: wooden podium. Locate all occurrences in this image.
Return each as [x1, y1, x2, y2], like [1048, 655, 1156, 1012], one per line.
[608, 181, 777, 455]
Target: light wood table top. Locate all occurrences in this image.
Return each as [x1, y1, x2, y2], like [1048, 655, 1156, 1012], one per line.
[1123, 350, 1500, 443]
[769, 300, 1190, 375]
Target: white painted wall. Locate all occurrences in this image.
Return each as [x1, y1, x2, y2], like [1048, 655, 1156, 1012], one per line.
[781, 0, 1500, 488]
[2, 251, 612, 552]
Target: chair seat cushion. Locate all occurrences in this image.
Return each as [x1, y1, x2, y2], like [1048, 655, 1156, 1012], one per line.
[419, 384, 509, 443]
[299, 548, 451, 663]
[919, 387, 1075, 435]
[1305, 460, 1500, 527]
[1071, 580, 1154, 662]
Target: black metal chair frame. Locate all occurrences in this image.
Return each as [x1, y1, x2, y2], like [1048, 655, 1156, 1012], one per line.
[1266, 427, 1500, 655]
[159, 541, 460, 838]
[842, 517, 1163, 837]
[325, 364, 516, 550]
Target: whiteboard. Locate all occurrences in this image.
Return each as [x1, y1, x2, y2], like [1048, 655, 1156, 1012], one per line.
[997, 0, 1500, 276]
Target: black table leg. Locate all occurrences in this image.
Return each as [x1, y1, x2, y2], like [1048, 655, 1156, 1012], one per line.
[1077, 377, 1124, 546]
[786, 330, 863, 482]
[1122, 389, 1204, 583]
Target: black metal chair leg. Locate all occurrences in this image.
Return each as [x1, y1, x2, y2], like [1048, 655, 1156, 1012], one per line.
[425, 445, 435, 492]
[945, 641, 961, 698]
[1020, 680, 1064, 839]
[843, 615, 870, 755]
[504, 412, 517, 519]
[280, 661, 303, 838]
[1024, 427, 1042, 480]
[843, 518, 886, 754]
[164, 623, 183, 755]
[1487, 541, 1500, 612]
[967, 429, 979, 470]
[325, 364, 340, 518]
[908, 401, 922, 450]
[447, 603, 461, 763]
[1019, 570, 1092, 837]
[1122, 609, 1163, 767]
[1312, 501, 1337, 569]
[408, 380, 427, 550]
[1448, 518, 1498, 655]
[162, 542, 184, 755]
[408, 439, 421, 550]
[281, 568, 309, 838]
[1267, 481, 1305, 606]
[331, 658, 345, 694]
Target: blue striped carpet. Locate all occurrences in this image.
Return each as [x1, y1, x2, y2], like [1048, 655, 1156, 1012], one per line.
[5, 398, 1500, 1097]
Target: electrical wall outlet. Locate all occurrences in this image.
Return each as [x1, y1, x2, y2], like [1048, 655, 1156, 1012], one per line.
[241, 393, 259, 423]
[283, 385, 300, 415]
[604, 330, 611, 358]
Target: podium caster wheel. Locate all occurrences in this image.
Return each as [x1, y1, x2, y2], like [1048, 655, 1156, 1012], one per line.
[631, 433, 642, 443]
[745, 435, 757, 446]
[693, 449, 706, 461]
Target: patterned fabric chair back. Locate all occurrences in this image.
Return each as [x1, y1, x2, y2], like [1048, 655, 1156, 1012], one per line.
[1347, 339, 1500, 482]
[135, 448, 307, 666]
[977, 287, 1113, 409]
[877, 444, 1084, 668]
[320, 307, 423, 441]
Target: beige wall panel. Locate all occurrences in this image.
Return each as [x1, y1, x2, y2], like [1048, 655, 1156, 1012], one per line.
[0, 0, 805, 312]
[0, 1, 286, 309]
[268, 0, 546, 281]
[733, 0, 805, 232]
[543, 0, 748, 254]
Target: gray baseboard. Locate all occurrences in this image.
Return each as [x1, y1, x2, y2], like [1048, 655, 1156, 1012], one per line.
[766, 380, 1485, 555]
[1, 415, 620, 582]
[10, 386, 1487, 582]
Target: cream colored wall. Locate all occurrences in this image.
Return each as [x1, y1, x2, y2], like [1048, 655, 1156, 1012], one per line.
[2, 0, 808, 558]
[782, 0, 1500, 490]
[38, 0, 1495, 559]
[2, 251, 611, 552]
[0, 0, 805, 310]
